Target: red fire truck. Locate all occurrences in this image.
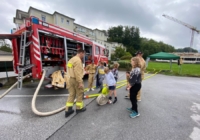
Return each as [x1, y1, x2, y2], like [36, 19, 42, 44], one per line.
[0, 16, 109, 89]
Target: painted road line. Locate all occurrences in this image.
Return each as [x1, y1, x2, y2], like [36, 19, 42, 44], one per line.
[84, 71, 159, 99]
[5, 72, 159, 98]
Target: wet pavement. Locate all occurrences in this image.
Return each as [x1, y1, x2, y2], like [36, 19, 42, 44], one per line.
[0, 72, 200, 140]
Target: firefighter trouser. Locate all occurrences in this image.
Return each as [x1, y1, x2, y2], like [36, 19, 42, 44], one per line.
[88, 73, 95, 89]
[137, 74, 144, 100]
[66, 78, 84, 111]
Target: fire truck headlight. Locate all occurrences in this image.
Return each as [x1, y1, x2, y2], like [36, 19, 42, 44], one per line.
[32, 17, 39, 24]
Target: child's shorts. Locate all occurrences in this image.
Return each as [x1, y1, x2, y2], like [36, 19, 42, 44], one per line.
[109, 86, 116, 90]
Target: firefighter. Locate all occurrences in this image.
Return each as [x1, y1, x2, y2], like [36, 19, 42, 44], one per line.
[135, 51, 146, 101]
[65, 49, 86, 117]
[86, 60, 97, 92]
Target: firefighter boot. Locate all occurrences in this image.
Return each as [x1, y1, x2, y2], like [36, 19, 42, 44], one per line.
[65, 107, 74, 117]
[76, 107, 87, 114]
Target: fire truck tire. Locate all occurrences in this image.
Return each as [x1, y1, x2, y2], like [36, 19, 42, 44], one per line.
[31, 69, 65, 116]
[0, 74, 31, 99]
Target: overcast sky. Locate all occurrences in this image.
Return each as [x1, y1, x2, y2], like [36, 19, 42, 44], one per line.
[0, 0, 200, 50]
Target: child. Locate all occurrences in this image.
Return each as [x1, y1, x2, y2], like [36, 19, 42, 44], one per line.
[95, 61, 105, 93]
[112, 63, 119, 82]
[95, 61, 101, 89]
[124, 71, 130, 99]
[127, 57, 142, 118]
[104, 67, 117, 104]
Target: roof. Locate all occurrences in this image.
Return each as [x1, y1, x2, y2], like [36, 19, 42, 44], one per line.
[74, 23, 93, 31]
[27, 7, 75, 20]
[94, 28, 103, 31]
[0, 34, 21, 40]
[53, 11, 75, 20]
[148, 52, 180, 59]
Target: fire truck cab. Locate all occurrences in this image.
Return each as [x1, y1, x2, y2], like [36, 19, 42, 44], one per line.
[0, 17, 109, 89]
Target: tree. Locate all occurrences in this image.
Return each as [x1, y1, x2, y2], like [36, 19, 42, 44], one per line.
[140, 37, 175, 59]
[107, 25, 176, 59]
[107, 25, 123, 43]
[0, 39, 12, 52]
[114, 47, 126, 59]
[0, 45, 12, 52]
[175, 47, 198, 53]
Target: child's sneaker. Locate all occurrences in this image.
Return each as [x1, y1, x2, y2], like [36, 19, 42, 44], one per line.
[126, 108, 133, 112]
[129, 111, 140, 118]
[113, 97, 117, 104]
[108, 100, 112, 104]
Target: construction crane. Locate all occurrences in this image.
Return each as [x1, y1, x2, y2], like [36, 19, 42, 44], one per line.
[163, 14, 200, 52]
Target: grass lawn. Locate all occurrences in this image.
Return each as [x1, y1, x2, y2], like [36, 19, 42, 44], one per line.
[117, 60, 200, 77]
[147, 61, 200, 77]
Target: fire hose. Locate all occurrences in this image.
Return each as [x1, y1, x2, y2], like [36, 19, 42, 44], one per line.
[31, 69, 129, 116]
[89, 71, 160, 105]
[31, 69, 66, 116]
[1, 69, 159, 116]
[0, 73, 32, 99]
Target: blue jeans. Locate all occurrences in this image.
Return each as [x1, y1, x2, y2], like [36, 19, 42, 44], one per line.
[96, 74, 100, 88]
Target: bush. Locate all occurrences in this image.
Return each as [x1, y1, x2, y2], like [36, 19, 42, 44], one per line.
[118, 61, 132, 71]
[120, 52, 132, 60]
[108, 60, 114, 65]
[120, 55, 132, 60]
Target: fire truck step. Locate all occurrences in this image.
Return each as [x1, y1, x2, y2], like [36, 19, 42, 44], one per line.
[20, 64, 35, 70]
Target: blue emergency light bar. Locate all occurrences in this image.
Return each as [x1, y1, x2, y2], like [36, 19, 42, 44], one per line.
[32, 17, 39, 24]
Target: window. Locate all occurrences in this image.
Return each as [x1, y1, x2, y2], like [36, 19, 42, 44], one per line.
[82, 28, 86, 33]
[95, 46, 100, 55]
[61, 18, 64, 23]
[41, 15, 46, 22]
[66, 20, 70, 25]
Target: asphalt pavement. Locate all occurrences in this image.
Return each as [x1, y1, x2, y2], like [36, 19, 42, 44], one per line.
[0, 72, 200, 140]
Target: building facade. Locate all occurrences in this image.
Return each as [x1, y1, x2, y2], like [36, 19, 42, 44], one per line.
[13, 7, 125, 60]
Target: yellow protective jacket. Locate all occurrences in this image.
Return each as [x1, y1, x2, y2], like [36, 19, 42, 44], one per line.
[86, 64, 97, 74]
[140, 57, 146, 80]
[67, 55, 84, 83]
[51, 70, 68, 88]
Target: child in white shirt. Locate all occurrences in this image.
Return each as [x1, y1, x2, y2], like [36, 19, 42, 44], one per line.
[104, 67, 117, 104]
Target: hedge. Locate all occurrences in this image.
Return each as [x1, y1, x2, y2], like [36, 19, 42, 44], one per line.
[120, 55, 132, 60]
[118, 61, 132, 71]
